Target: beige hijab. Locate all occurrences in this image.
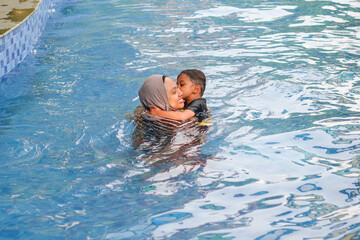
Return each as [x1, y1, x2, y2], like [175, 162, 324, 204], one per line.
[139, 75, 173, 111]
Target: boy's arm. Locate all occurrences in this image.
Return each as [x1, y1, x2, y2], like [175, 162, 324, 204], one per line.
[150, 106, 195, 120]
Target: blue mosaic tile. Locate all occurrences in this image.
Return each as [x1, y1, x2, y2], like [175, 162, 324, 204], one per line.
[4, 40, 10, 50]
[8, 60, 15, 71]
[13, 27, 19, 35]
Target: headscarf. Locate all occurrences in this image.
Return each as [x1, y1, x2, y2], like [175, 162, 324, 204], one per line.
[138, 75, 173, 111]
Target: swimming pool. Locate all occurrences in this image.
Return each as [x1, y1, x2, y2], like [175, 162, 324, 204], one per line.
[1, 0, 360, 239]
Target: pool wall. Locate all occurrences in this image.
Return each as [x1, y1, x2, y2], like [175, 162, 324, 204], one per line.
[0, 0, 56, 78]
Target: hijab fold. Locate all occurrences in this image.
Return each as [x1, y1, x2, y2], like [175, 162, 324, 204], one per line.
[139, 75, 172, 111]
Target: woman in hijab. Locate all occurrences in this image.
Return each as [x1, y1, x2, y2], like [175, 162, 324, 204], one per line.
[132, 74, 209, 176]
[134, 75, 209, 181]
[132, 75, 194, 151]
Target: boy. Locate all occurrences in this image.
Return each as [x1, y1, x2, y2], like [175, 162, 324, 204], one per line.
[150, 69, 208, 122]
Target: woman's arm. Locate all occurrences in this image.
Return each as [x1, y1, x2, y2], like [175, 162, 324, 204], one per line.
[150, 106, 195, 120]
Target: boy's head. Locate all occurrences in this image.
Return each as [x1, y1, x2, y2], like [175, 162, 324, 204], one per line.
[177, 69, 206, 101]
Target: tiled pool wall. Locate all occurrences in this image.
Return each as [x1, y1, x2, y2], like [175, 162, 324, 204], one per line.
[0, 0, 57, 78]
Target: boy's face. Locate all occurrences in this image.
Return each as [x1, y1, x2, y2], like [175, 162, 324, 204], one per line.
[177, 74, 196, 101]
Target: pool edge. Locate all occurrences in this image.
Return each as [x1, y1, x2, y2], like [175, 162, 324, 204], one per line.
[0, 0, 57, 78]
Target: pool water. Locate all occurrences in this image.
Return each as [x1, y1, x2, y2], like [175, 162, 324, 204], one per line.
[1, 0, 360, 239]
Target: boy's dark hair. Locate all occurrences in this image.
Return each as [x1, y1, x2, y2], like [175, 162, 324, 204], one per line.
[178, 69, 206, 97]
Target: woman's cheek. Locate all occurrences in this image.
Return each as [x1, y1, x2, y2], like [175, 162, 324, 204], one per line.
[169, 96, 177, 109]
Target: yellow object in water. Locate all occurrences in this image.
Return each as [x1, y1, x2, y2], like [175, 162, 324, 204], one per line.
[196, 119, 212, 126]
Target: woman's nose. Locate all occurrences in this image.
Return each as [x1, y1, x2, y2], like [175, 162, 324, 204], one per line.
[178, 88, 183, 97]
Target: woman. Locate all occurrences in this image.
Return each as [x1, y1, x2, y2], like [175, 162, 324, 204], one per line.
[132, 75, 199, 152]
[133, 75, 210, 187]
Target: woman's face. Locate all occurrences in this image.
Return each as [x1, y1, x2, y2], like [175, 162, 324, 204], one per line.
[164, 77, 184, 109]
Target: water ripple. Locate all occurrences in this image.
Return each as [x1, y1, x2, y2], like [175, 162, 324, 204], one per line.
[2, 0, 360, 239]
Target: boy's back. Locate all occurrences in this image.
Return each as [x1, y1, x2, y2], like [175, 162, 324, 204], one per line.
[185, 97, 208, 122]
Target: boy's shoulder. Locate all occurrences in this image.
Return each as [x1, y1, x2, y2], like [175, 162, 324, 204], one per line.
[185, 98, 208, 112]
[185, 98, 208, 122]
[186, 97, 206, 105]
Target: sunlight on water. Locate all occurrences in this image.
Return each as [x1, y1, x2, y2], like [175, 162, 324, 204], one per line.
[1, 0, 360, 239]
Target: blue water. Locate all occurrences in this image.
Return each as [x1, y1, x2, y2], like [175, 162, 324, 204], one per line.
[1, 0, 360, 239]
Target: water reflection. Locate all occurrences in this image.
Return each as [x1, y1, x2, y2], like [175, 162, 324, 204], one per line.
[3, 0, 360, 239]
[129, 106, 210, 195]
[131, 107, 209, 160]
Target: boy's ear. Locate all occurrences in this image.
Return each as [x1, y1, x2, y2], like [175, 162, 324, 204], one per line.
[193, 84, 201, 94]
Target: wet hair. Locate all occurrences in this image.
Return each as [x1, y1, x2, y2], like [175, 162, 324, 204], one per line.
[177, 69, 206, 97]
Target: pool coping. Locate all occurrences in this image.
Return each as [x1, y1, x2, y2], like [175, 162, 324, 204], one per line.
[0, 0, 41, 37]
[0, 0, 56, 79]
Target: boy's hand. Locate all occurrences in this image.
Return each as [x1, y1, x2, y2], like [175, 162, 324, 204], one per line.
[150, 105, 162, 116]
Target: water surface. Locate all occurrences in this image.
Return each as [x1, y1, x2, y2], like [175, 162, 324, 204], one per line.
[1, 0, 360, 239]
